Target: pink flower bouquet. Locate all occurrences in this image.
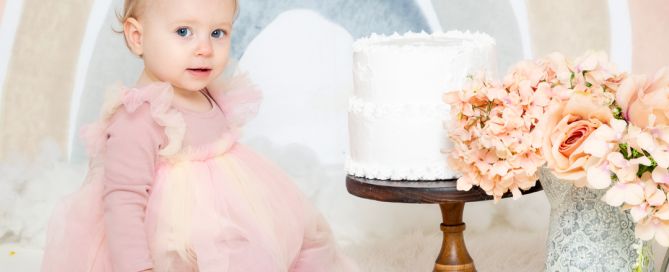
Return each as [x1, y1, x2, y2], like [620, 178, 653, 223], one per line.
[445, 50, 669, 247]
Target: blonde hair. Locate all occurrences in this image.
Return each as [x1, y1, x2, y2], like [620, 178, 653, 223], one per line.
[116, 0, 240, 51]
[117, 0, 145, 26]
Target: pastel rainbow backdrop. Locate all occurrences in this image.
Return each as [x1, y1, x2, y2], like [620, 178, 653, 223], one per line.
[0, 0, 668, 160]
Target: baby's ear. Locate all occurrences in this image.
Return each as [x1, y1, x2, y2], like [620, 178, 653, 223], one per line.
[123, 18, 143, 57]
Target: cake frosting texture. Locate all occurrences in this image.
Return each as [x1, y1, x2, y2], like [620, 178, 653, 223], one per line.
[346, 31, 497, 180]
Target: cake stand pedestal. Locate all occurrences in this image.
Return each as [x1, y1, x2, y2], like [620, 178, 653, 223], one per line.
[346, 175, 543, 272]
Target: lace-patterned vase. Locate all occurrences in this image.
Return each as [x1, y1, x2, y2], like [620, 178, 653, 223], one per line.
[539, 168, 654, 272]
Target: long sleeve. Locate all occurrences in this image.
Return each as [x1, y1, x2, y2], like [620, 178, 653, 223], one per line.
[103, 103, 165, 272]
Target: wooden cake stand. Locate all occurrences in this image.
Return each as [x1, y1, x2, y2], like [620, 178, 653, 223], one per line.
[346, 175, 543, 272]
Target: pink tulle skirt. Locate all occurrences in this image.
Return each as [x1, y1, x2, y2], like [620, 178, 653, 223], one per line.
[42, 142, 356, 272]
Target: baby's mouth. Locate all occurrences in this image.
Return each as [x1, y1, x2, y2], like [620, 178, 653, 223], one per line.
[187, 68, 212, 72]
[187, 67, 213, 78]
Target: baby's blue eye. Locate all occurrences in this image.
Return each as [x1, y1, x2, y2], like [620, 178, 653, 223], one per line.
[211, 29, 226, 38]
[176, 27, 192, 37]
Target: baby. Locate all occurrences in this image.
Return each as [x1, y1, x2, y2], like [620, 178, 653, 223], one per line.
[41, 0, 358, 271]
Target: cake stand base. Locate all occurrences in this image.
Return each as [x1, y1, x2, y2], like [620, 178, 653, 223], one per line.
[434, 202, 474, 272]
[346, 175, 543, 272]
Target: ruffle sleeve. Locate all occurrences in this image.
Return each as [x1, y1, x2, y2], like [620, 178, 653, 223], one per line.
[79, 82, 185, 158]
[207, 73, 263, 128]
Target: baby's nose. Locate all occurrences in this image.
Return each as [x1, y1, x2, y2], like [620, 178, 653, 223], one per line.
[195, 38, 213, 56]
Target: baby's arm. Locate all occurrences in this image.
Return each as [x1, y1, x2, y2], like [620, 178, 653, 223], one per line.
[103, 104, 165, 272]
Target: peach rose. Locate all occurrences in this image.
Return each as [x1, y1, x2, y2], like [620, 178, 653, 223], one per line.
[542, 92, 614, 185]
[617, 67, 669, 128]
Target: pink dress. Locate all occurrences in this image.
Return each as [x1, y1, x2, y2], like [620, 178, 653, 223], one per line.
[41, 76, 357, 272]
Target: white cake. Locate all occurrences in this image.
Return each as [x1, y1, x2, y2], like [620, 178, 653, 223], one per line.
[346, 31, 497, 181]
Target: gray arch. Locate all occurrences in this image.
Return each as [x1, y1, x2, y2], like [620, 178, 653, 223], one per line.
[231, 0, 430, 59]
[431, 0, 524, 74]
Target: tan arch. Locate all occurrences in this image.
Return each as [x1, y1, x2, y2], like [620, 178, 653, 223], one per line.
[526, 0, 610, 59]
[0, 0, 92, 159]
[629, 0, 669, 75]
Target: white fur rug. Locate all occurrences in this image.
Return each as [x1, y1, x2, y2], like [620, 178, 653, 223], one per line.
[0, 227, 549, 271]
[343, 227, 546, 271]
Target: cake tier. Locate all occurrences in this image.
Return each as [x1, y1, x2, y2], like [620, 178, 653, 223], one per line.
[345, 97, 458, 180]
[352, 31, 496, 104]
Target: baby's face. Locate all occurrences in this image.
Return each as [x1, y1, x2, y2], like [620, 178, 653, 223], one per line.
[140, 0, 236, 92]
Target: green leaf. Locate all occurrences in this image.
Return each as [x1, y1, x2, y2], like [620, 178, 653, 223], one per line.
[619, 143, 630, 159]
[570, 72, 575, 88]
[636, 150, 658, 177]
[618, 143, 659, 177]
[611, 104, 624, 120]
